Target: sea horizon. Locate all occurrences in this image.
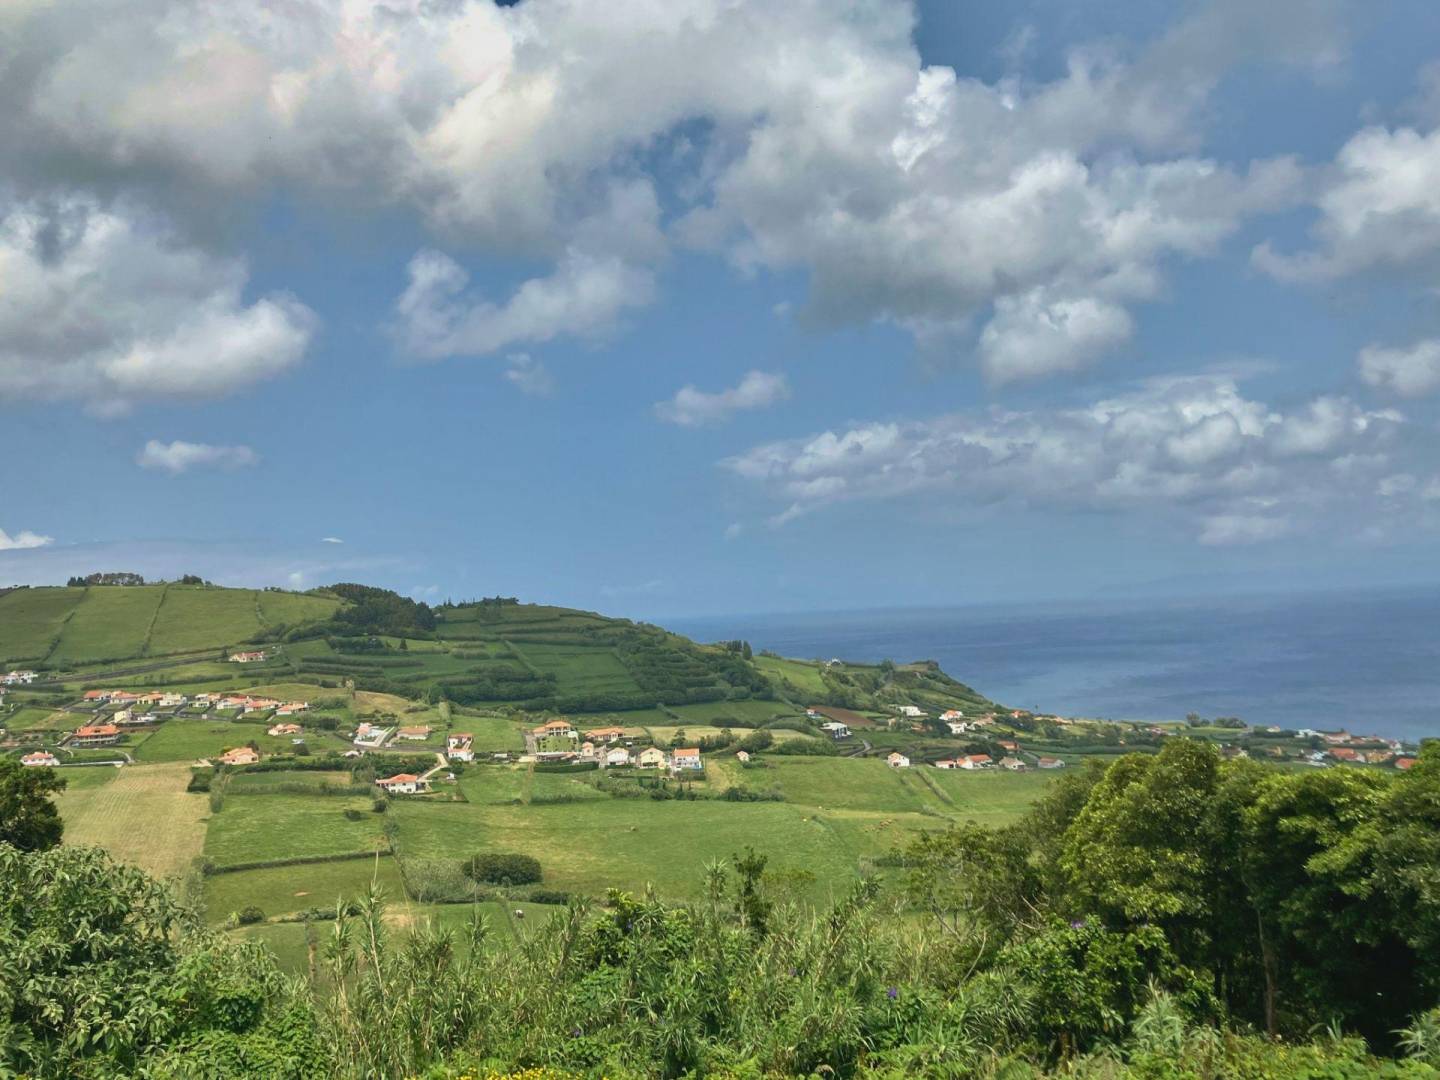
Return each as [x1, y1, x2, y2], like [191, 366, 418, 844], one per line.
[666, 584, 1440, 743]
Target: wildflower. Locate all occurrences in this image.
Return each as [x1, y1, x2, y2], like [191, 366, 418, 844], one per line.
[570, 1026, 582, 1038]
[886, 987, 899, 1000]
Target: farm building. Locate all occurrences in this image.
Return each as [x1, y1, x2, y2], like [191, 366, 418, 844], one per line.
[960, 754, 993, 770]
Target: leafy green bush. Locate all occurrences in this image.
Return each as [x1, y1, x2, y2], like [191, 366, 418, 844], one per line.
[461, 852, 542, 886]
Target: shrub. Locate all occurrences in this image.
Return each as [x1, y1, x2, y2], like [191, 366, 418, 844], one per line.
[461, 852, 542, 886]
[236, 905, 265, 925]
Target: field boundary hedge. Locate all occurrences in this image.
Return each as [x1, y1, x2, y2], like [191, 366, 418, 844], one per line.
[205, 848, 390, 876]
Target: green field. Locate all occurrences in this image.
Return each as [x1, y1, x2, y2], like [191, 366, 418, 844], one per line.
[256, 590, 342, 628]
[2, 705, 72, 731]
[47, 587, 167, 664]
[204, 853, 406, 922]
[147, 586, 266, 653]
[507, 642, 642, 695]
[204, 793, 389, 868]
[755, 656, 830, 698]
[0, 587, 85, 662]
[131, 720, 343, 763]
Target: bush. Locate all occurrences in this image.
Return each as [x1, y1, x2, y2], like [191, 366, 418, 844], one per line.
[527, 888, 572, 906]
[461, 852, 542, 886]
[236, 905, 265, 925]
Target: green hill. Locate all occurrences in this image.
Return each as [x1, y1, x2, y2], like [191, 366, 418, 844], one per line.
[0, 583, 1003, 718]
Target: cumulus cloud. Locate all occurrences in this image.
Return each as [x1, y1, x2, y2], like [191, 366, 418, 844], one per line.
[724, 375, 1409, 541]
[502, 353, 556, 397]
[0, 527, 54, 551]
[136, 439, 260, 474]
[1254, 122, 1440, 281]
[1359, 339, 1440, 398]
[395, 248, 654, 360]
[0, 198, 315, 410]
[655, 371, 791, 427]
[1, 0, 1339, 380]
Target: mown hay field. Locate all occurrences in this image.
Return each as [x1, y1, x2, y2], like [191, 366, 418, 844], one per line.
[57, 762, 209, 880]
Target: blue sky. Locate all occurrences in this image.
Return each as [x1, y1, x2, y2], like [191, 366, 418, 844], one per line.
[2, 0, 1440, 618]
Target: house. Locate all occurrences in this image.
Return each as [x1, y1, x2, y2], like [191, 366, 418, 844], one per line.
[997, 740, 1019, 752]
[72, 723, 121, 747]
[158, 693, 186, 708]
[216, 696, 249, 711]
[895, 705, 925, 719]
[376, 773, 430, 795]
[534, 719, 578, 740]
[960, 754, 993, 770]
[394, 725, 433, 741]
[1328, 747, 1360, 762]
[671, 747, 702, 771]
[999, 756, 1026, 771]
[1036, 756, 1066, 769]
[805, 707, 823, 720]
[637, 746, 668, 769]
[117, 711, 153, 727]
[21, 751, 59, 767]
[819, 720, 850, 739]
[939, 709, 965, 722]
[1363, 750, 1394, 765]
[886, 752, 910, 768]
[1396, 757, 1418, 771]
[446, 734, 475, 762]
[113, 709, 133, 725]
[606, 746, 632, 767]
[352, 723, 392, 749]
[584, 726, 627, 743]
[1323, 732, 1352, 745]
[242, 698, 280, 714]
[945, 720, 971, 735]
[275, 701, 309, 716]
[2, 670, 37, 685]
[735, 750, 751, 763]
[218, 746, 260, 766]
[933, 759, 959, 769]
[268, 722, 303, 737]
[1295, 728, 1322, 739]
[228, 651, 267, 663]
[191, 693, 215, 709]
[83, 690, 113, 703]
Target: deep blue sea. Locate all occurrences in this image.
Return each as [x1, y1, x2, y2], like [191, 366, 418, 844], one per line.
[667, 587, 1440, 743]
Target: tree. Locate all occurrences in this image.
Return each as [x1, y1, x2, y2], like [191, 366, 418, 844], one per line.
[0, 756, 66, 850]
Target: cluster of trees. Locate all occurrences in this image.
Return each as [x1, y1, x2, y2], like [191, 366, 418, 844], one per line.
[325, 583, 437, 636]
[64, 571, 146, 586]
[461, 852, 543, 886]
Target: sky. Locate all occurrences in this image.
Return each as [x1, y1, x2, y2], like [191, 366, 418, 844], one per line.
[2, 0, 1440, 619]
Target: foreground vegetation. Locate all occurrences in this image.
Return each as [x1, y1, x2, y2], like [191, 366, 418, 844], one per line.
[4, 739, 1439, 1078]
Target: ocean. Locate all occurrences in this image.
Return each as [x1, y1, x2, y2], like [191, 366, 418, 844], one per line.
[667, 586, 1440, 743]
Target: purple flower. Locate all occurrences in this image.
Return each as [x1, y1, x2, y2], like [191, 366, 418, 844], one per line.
[1070, 920, 1086, 929]
[570, 1026, 582, 1038]
[886, 987, 899, 1001]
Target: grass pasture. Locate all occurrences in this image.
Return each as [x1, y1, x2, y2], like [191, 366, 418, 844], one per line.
[3, 705, 72, 731]
[131, 720, 332, 763]
[204, 853, 406, 922]
[205, 793, 390, 868]
[754, 656, 830, 698]
[0, 586, 85, 662]
[508, 642, 641, 696]
[58, 762, 209, 880]
[49, 587, 166, 665]
[256, 590, 342, 628]
[147, 587, 264, 654]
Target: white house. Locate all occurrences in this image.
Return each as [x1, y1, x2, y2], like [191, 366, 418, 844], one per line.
[1037, 756, 1066, 770]
[895, 705, 925, 719]
[939, 710, 965, 722]
[112, 709, 133, 725]
[394, 725, 433, 741]
[21, 751, 59, 767]
[671, 747, 702, 771]
[933, 759, 959, 769]
[533, 719, 578, 740]
[886, 752, 910, 768]
[158, 693, 187, 708]
[376, 773, 430, 795]
[579, 741, 598, 761]
[945, 720, 971, 735]
[999, 756, 1026, 771]
[227, 651, 266, 663]
[352, 723, 392, 749]
[637, 746, 668, 769]
[1295, 728, 1322, 739]
[446, 734, 475, 762]
[3, 670, 37, 685]
[960, 754, 993, 770]
[735, 750, 751, 763]
[819, 720, 850, 739]
[606, 746, 632, 767]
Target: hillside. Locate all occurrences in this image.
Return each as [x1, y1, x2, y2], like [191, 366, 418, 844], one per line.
[0, 583, 1005, 720]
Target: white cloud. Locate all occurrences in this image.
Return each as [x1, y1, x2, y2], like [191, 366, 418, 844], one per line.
[655, 370, 791, 427]
[321, 537, 345, 544]
[502, 353, 556, 397]
[136, 439, 260, 474]
[1, 0, 1337, 381]
[1359, 339, 1440, 398]
[0, 198, 315, 410]
[724, 374, 1409, 540]
[0, 527, 54, 551]
[1254, 122, 1440, 281]
[395, 248, 653, 360]
[724, 522, 744, 541]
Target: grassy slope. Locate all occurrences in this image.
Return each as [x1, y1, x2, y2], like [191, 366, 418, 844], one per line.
[0, 587, 86, 662]
[204, 793, 389, 867]
[48, 587, 166, 664]
[57, 762, 209, 881]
